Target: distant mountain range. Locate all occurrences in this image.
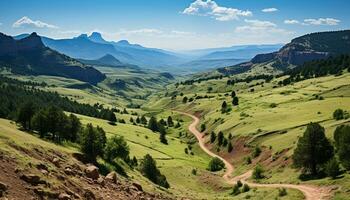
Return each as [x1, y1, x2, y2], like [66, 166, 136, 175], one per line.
[13, 32, 284, 73]
[15, 32, 183, 69]
[0, 32, 105, 84]
[216, 30, 350, 76]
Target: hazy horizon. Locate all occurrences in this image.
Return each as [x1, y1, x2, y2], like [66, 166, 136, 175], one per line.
[1, 0, 349, 50]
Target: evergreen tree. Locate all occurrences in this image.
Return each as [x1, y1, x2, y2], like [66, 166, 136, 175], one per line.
[217, 131, 224, 146]
[228, 142, 233, 152]
[17, 101, 35, 130]
[210, 131, 216, 143]
[208, 157, 225, 171]
[80, 123, 106, 162]
[68, 114, 81, 142]
[182, 96, 188, 103]
[333, 109, 344, 120]
[136, 116, 141, 124]
[108, 111, 117, 124]
[139, 154, 169, 188]
[231, 91, 236, 98]
[325, 158, 340, 179]
[200, 124, 206, 132]
[31, 109, 48, 138]
[334, 125, 350, 170]
[232, 96, 239, 106]
[141, 115, 148, 125]
[104, 135, 130, 163]
[292, 123, 334, 175]
[167, 116, 174, 127]
[221, 101, 228, 113]
[160, 132, 168, 145]
[252, 164, 264, 179]
[148, 116, 159, 132]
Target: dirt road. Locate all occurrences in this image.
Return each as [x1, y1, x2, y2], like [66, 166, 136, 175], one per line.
[178, 111, 333, 200]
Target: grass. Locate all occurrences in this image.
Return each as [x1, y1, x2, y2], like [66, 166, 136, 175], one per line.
[146, 71, 350, 199]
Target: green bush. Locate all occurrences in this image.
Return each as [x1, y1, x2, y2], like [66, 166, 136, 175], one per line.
[334, 125, 350, 170]
[252, 164, 264, 179]
[139, 154, 169, 188]
[208, 157, 225, 172]
[325, 158, 340, 179]
[242, 184, 250, 193]
[278, 188, 287, 197]
[231, 184, 241, 196]
[333, 109, 344, 120]
[104, 135, 130, 163]
[252, 146, 261, 158]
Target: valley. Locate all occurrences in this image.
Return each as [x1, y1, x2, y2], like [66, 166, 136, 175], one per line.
[0, 15, 350, 200]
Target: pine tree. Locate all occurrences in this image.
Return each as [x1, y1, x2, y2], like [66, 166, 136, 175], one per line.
[104, 135, 130, 163]
[231, 91, 236, 98]
[232, 96, 239, 106]
[167, 116, 174, 127]
[80, 123, 106, 162]
[217, 131, 224, 146]
[228, 142, 233, 152]
[221, 101, 227, 113]
[210, 132, 216, 143]
[17, 101, 36, 130]
[292, 123, 334, 175]
[334, 125, 350, 170]
[148, 116, 159, 132]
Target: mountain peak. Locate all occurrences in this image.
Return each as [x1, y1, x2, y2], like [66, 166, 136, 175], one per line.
[17, 32, 44, 50]
[98, 54, 122, 65]
[77, 34, 88, 39]
[116, 40, 130, 45]
[88, 32, 106, 43]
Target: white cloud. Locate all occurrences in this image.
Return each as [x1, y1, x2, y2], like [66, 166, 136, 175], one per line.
[235, 19, 293, 36]
[262, 8, 278, 13]
[12, 16, 58, 29]
[304, 18, 340, 26]
[118, 28, 163, 36]
[284, 19, 300, 24]
[182, 0, 252, 21]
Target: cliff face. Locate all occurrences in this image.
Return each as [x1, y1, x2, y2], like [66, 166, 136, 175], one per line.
[251, 30, 350, 66]
[216, 30, 350, 76]
[0, 32, 106, 85]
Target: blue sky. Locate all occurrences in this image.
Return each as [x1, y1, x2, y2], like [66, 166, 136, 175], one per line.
[0, 0, 349, 50]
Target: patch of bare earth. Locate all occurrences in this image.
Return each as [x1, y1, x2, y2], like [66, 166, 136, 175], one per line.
[0, 142, 173, 200]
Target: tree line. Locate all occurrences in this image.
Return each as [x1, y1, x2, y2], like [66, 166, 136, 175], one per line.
[281, 54, 350, 86]
[0, 75, 116, 122]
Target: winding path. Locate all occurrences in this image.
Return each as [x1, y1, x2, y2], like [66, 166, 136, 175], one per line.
[177, 111, 333, 200]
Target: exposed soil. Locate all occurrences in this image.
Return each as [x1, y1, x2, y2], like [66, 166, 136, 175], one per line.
[0, 142, 173, 200]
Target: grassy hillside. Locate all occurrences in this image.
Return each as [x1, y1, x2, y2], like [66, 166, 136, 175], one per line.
[145, 70, 350, 199]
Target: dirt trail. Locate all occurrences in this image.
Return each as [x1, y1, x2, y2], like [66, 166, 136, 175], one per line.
[177, 111, 333, 200]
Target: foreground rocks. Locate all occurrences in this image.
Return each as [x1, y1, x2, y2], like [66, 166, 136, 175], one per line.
[85, 165, 99, 180]
[0, 144, 173, 200]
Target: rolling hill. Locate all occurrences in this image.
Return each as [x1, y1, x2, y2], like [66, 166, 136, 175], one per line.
[0, 32, 105, 85]
[214, 30, 350, 76]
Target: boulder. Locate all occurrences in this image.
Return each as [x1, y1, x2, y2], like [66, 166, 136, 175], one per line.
[52, 158, 60, 167]
[96, 177, 105, 186]
[36, 163, 48, 171]
[85, 165, 99, 180]
[105, 172, 118, 183]
[0, 182, 7, 191]
[20, 174, 42, 185]
[83, 189, 95, 200]
[64, 167, 74, 176]
[132, 182, 143, 191]
[0, 181, 7, 197]
[58, 193, 71, 200]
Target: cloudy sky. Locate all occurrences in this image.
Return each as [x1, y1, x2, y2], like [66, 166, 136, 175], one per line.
[0, 0, 349, 50]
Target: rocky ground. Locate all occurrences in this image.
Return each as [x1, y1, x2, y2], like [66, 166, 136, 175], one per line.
[0, 143, 173, 200]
